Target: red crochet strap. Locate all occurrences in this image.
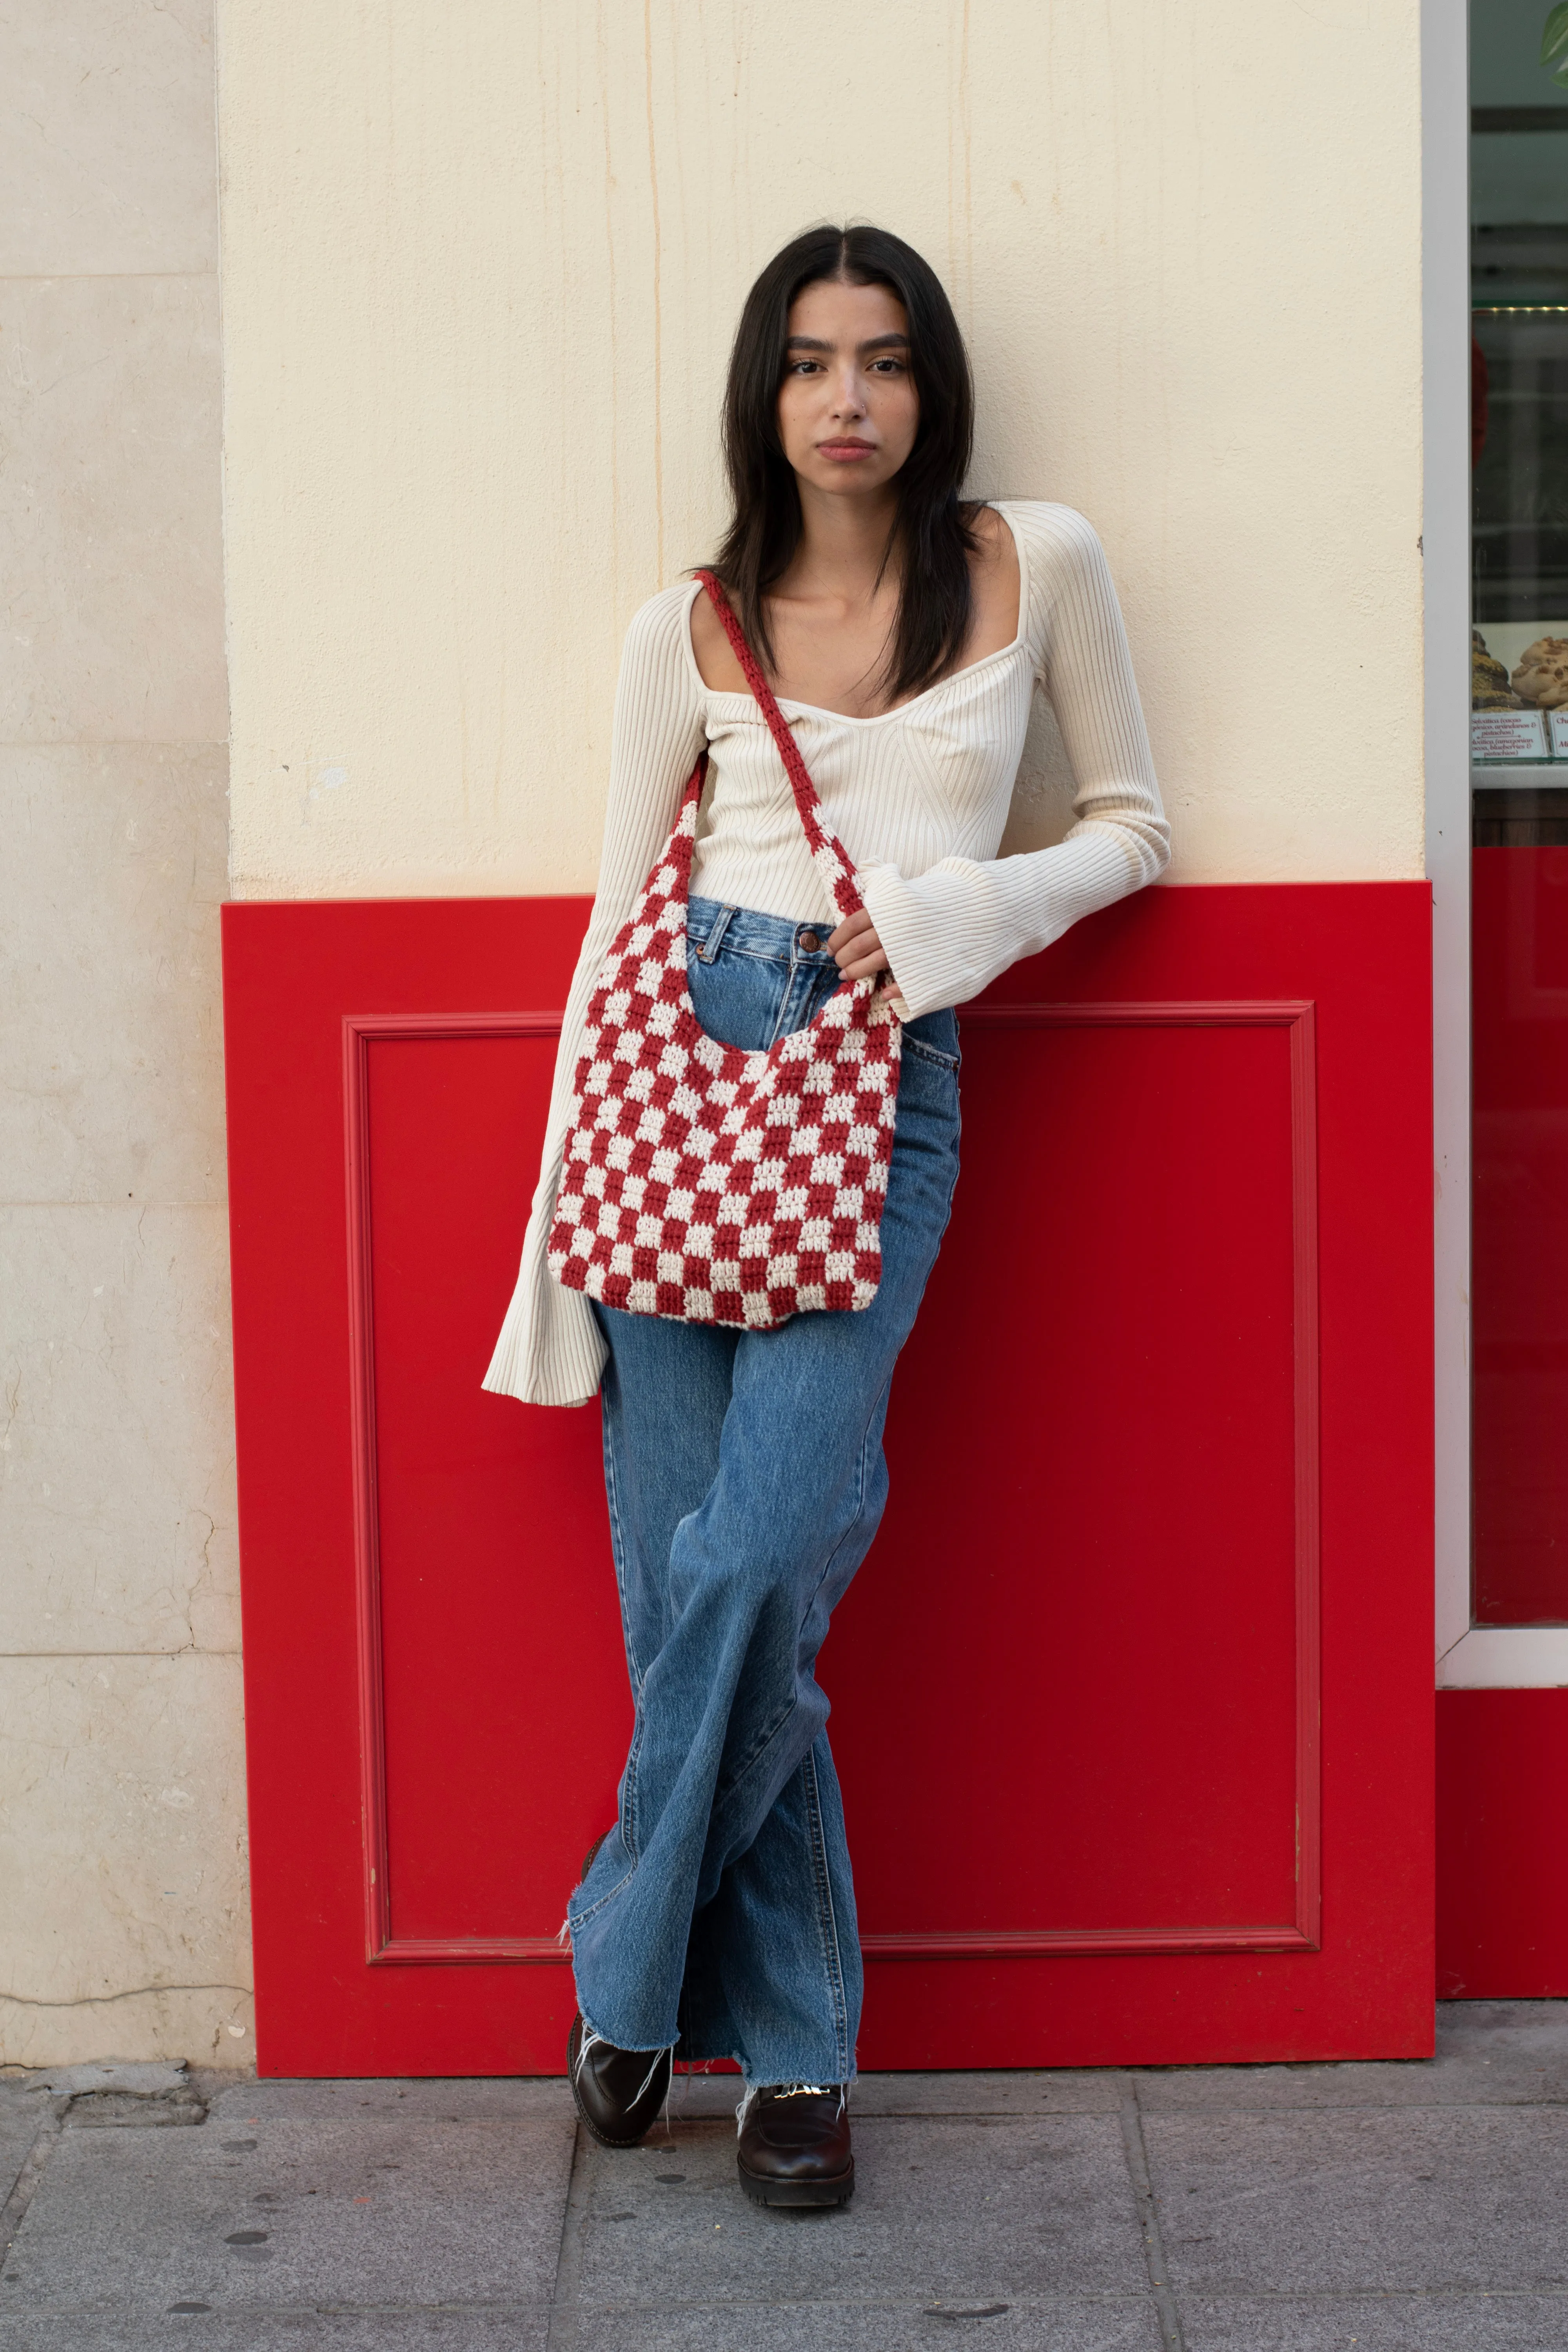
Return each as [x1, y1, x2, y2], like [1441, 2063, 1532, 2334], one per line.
[693, 569, 862, 919]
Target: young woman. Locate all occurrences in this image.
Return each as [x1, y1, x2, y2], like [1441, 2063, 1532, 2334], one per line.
[485, 223, 1168, 2207]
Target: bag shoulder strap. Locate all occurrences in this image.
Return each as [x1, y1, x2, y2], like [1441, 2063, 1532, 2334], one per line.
[692, 570, 862, 920]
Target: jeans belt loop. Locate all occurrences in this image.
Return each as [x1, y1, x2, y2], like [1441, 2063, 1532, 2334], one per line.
[694, 903, 736, 965]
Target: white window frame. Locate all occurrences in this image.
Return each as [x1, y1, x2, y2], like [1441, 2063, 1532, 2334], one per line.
[1429, 0, 1568, 1688]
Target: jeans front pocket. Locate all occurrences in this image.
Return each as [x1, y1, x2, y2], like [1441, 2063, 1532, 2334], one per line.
[902, 1033, 960, 1074]
[899, 1006, 961, 1075]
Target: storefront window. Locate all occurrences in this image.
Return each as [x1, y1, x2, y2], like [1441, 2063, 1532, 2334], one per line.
[1471, 0, 1568, 1623]
[1472, 291, 1568, 786]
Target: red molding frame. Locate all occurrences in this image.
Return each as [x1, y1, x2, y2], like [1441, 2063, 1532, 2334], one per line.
[865, 998, 1322, 1960]
[344, 1012, 566, 1967]
[346, 998, 1321, 1967]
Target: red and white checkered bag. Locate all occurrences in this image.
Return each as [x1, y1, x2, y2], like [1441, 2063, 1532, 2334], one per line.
[547, 570, 902, 1329]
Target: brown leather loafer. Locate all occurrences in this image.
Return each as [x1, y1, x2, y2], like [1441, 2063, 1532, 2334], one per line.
[567, 2013, 672, 2149]
[737, 2083, 854, 2207]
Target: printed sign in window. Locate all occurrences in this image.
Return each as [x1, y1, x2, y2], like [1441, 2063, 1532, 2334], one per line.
[1473, 708, 1550, 761]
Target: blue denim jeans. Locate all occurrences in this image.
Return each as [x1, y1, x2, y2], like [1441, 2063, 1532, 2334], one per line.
[568, 897, 961, 2087]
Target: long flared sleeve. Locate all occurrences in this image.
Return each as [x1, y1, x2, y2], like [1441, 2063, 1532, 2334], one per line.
[483, 584, 706, 1406]
[857, 506, 1169, 1021]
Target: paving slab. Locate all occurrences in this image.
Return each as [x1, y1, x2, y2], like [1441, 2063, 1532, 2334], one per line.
[28, 2061, 191, 2099]
[664, 2069, 1124, 2122]
[850, 2070, 1125, 2117]
[1143, 2105, 1568, 2295]
[0, 2316, 550, 2350]
[1428, 1999, 1568, 2102]
[1135, 1999, 1568, 2112]
[2, 2110, 574, 2321]
[572, 2111, 1150, 2312]
[0, 2079, 49, 2209]
[209, 2078, 575, 2124]
[573, 2292, 1164, 2349]
[1180, 2289, 1568, 2349]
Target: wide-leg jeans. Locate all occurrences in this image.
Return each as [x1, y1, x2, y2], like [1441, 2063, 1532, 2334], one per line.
[567, 896, 962, 2088]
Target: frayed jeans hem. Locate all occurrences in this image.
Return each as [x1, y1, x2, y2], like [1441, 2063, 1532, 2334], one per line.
[575, 2000, 677, 2061]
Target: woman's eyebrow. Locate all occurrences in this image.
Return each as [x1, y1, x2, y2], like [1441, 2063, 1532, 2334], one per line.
[783, 332, 912, 354]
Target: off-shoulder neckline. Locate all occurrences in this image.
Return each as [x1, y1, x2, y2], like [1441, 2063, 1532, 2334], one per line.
[677, 501, 1033, 728]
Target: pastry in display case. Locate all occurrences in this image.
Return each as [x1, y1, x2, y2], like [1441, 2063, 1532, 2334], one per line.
[1473, 628, 1523, 706]
[1472, 626, 1548, 759]
[1512, 634, 1568, 706]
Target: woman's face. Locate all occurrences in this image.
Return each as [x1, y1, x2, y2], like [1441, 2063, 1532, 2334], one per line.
[776, 278, 920, 499]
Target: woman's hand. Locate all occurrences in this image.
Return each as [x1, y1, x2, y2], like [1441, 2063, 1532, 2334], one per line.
[828, 909, 900, 1000]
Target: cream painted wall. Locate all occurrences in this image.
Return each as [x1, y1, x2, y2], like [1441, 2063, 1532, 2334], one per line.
[221, 0, 1426, 903]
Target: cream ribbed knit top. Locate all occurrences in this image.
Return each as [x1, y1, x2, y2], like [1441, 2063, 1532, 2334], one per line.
[484, 501, 1169, 1408]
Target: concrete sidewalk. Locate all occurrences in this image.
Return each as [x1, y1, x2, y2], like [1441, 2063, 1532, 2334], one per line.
[1, 2002, 1564, 2349]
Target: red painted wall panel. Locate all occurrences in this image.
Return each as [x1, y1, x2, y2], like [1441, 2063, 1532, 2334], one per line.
[1473, 848, 1568, 1624]
[1437, 1690, 1568, 1997]
[223, 882, 1435, 2074]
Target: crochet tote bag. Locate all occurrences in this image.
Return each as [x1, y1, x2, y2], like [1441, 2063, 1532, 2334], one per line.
[546, 570, 903, 1330]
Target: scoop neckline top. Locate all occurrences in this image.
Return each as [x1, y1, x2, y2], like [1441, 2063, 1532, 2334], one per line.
[676, 501, 1033, 728]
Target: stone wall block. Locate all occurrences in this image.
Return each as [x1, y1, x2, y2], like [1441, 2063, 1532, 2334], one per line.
[0, 1652, 253, 2069]
[0, 1204, 240, 1657]
[0, 274, 226, 746]
[0, 0, 218, 277]
[0, 744, 228, 1204]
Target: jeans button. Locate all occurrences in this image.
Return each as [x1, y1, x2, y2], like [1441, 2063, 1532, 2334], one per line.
[799, 930, 821, 953]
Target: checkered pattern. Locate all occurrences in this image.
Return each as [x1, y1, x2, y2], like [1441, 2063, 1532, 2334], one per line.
[547, 572, 903, 1330]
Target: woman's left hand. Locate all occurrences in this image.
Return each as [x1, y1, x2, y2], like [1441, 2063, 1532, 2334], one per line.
[827, 909, 900, 999]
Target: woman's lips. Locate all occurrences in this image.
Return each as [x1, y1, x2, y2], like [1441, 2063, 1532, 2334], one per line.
[817, 439, 876, 462]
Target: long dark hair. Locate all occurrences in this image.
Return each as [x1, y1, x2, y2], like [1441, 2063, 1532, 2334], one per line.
[707, 224, 979, 701]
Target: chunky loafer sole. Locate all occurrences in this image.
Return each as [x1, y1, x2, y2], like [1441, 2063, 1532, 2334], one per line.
[569, 2087, 652, 2151]
[736, 2152, 855, 2207]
